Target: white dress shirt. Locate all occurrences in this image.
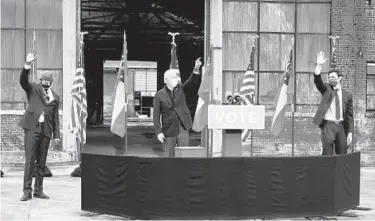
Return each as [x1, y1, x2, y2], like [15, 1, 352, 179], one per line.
[38, 88, 55, 123]
[324, 85, 344, 121]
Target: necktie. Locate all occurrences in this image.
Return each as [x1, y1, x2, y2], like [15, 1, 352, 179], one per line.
[334, 89, 340, 120]
[44, 89, 50, 102]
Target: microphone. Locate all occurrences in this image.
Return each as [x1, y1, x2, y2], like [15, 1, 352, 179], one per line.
[225, 91, 234, 104]
[234, 93, 242, 104]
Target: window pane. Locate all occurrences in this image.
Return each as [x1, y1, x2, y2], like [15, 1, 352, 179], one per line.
[1, 30, 25, 68]
[26, 30, 63, 69]
[1, 70, 16, 102]
[258, 72, 283, 107]
[134, 70, 147, 91]
[296, 73, 328, 105]
[222, 71, 258, 103]
[367, 77, 375, 95]
[297, 4, 330, 33]
[260, 3, 295, 32]
[296, 34, 330, 72]
[1, 0, 25, 28]
[367, 95, 375, 110]
[146, 70, 157, 92]
[26, 0, 63, 29]
[367, 63, 375, 75]
[259, 34, 294, 71]
[223, 2, 257, 32]
[223, 33, 259, 71]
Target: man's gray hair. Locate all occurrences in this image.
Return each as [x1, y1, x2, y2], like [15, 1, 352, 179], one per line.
[40, 70, 53, 80]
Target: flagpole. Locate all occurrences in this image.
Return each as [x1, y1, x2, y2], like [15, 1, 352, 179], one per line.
[123, 31, 128, 156]
[77, 31, 87, 162]
[291, 38, 295, 157]
[32, 30, 36, 82]
[248, 35, 258, 157]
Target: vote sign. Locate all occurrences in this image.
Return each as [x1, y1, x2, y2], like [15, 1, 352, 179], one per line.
[208, 105, 265, 130]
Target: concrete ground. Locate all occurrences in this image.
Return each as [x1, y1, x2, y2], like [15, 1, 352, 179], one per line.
[1, 125, 374, 220]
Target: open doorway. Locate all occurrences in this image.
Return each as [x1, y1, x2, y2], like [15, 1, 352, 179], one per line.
[81, 0, 204, 157]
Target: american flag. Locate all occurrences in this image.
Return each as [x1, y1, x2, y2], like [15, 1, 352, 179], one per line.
[69, 67, 87, 145]
[239, 46, 256, 142]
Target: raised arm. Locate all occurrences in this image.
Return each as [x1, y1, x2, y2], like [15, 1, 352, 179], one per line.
[182, 57, 202, 91]
[313, 51, 328, 94]
[20, 53, 37, 93]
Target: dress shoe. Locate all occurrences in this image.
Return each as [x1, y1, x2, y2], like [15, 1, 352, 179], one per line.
[20, 194, 32, 201]
[33, 192, 50, 199]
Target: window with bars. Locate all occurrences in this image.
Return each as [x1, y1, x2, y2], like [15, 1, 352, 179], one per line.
[1, 0, 63, 110]
[367, 62, 375, 111]
[222, 0, 331, 111]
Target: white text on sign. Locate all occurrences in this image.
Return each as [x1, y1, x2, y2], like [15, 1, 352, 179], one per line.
[208, 105, 265, 130]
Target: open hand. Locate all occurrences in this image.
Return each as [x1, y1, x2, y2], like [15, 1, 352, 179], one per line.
[194, 57, 202, 69]
[157, 133, 165, 143]
[316, 51, 328, 66]
[26, 53, 37, 64]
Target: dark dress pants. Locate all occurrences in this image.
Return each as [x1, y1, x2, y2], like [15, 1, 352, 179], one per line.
[321, 121, 347, 155]
[163, 124, 189, 157]
[23, 123, 51, 195]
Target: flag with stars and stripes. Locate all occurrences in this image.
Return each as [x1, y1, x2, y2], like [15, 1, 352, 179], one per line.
[238, 46, 256, 142]
[110, 32, 127, 137]
[270, 47, 294, 137]
[69, 67, 88, 145]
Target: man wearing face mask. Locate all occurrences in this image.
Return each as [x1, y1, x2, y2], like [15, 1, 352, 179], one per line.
[313, 51, 354, 155]
[19, 52, 60, 201]
[153, 58, 202, 157]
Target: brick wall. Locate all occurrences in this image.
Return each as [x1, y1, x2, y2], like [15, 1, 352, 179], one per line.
[244, 0, 375, 165]
[332, 0, 375, 164]
[0, 111, 63, 152]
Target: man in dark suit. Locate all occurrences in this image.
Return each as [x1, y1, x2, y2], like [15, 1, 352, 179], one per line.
[19, 52, 60, 201]
[153, 58, 202, 156]
[313, 51, 354, 155]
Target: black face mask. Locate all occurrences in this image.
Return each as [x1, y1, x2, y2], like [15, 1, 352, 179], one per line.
[41, 80, 52, 89]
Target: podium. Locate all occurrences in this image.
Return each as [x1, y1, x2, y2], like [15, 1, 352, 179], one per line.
[175, 146, 206, 157]
[208, 104, 265, 156]
[223, 129, 242, 156]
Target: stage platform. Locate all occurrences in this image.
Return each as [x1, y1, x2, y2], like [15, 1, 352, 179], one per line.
[82, 150, 361, 220]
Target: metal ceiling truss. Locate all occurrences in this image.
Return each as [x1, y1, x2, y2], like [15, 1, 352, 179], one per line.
[81, 0, 203, 48]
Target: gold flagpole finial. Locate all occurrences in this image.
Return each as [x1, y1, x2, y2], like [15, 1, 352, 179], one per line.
[329, 35, 340, 46]
[248, 35, 259, 48]
[168, 32, 180, 45]
[79, 31, 88, 44]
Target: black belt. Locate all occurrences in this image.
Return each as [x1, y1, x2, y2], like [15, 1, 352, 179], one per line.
[37, 122, 44, 125]
[325, 120, 343, 125]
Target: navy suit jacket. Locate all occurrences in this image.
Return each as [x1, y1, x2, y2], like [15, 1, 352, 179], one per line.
[153, 73, 199, 137]
[312, 74, 354, 136]
[19, 68, 60, 139]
